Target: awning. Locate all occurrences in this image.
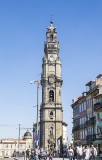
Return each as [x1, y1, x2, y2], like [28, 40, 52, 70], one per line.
[93, 140, 102, 144]
[97, 121, 102, 127]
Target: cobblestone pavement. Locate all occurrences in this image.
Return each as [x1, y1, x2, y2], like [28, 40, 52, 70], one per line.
[0, 157, 101, 160]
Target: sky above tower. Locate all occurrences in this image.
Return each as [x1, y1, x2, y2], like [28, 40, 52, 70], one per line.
[0, 0, 102, 141]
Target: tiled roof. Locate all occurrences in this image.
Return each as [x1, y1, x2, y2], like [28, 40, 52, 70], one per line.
[0, 138, 23, 141]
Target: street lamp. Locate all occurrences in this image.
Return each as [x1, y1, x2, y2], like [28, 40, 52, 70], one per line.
[30, 80, 39, 146]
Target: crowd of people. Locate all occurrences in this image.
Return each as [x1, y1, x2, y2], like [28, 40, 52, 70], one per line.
[66, 144, 97, 160]
[31, 144, 98, 160]
[33, 145, 54, 160]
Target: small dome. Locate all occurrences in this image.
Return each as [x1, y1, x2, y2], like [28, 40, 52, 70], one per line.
[24, 130, 32, 137]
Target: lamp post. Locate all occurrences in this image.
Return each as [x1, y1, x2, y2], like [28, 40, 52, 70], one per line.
[30, 80, 39, 146]
[18, 124, 20, 152]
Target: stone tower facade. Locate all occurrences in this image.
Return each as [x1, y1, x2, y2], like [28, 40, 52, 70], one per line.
[40, 21, 63, 150]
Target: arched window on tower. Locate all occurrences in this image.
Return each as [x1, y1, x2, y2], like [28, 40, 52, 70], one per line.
[50, 111, 53, 119]
[49, 90, 54, 102]
[50, 111, 53, 116]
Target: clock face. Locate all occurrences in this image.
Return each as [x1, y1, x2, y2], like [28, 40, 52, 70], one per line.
[49, 56, 54, 62]
[49, 76, 55, 84]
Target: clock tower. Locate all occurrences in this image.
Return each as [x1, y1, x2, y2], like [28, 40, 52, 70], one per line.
[40, 21, 63, 150]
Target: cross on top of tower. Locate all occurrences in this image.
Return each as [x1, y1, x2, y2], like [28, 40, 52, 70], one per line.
[50, 20, 54, 29]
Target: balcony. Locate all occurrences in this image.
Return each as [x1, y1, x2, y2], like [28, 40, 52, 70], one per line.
[80, 123, 86, 129]
[95, 134, 102, 140]
[86, 119, 96, 126]
[86, 135, 96, 141]
[96, 134, 102, 140]
[72, 125, 80, 133]
[94, 102, 102, 112]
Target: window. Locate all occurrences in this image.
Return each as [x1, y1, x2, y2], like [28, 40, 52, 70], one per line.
[92, 128, 93, 135]
[85, 130, 87, 136]
[84, 116, 86, 122]
[88, 128, 90, 135]
[84, 101, 86, 110]
[82, 103, 83, 112]
[2, 151, 4, 156]
[99, 98, 102, 103]
[89, 99, 90, 107]
[83, 130, 84, 139]
[82, 117, 84, 124]
[49, 90, 54, 102]
[87, 100, 89, 108]
[80, 118, 81, 125]
[50, 111, 53, 116]
[90, 128, 91, 134]
[79, 104, 81, 112]
[6, 151, 8, 156]
[90, 113, 92, 118]
[87, 114, 89, 120]
[80, 131, 82, 139]
[91, 99, 93, 106]
[50, 111, 53, 119]
[50, 35, 53, 41]
[10, 151, 12, 156]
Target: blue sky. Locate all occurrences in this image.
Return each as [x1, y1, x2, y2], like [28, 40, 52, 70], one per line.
[0, 0, 102, 141]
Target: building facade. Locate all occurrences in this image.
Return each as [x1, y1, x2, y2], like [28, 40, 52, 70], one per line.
[72, 98, 80, 145]
[0, 131, 32, 158]
[40, 21, 63, 150]
[72, 74, 102, 148]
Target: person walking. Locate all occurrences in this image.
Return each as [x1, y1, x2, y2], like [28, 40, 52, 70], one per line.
[90, 144, 97, 160]
[66, 146, 69, 158]
[68, 146, 74, 160]
[84, 145, 91, 160]
[73, 145, 78, 160]
[77, 145, 83, 160]
[34, 146, 40, 160]
[49, 145, 54, 160]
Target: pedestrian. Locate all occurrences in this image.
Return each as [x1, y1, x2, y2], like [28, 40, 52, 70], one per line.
[49, 145, 54, 160]
[73, 145, 78, 160]
[77, 145, 83, 160]
[84, 145, 90, 160]
[83, 146, 86, 159]
[90, 144, 97, 160]
[34, 146, 40, 160]
[66, 146, 69, 158]
[68, 146, 74, 160]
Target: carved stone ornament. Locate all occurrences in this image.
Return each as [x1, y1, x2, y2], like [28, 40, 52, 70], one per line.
[48, 75, 55, 84]
[49, 55, 54, 62]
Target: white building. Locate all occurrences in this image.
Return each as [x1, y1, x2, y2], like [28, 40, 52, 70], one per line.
[0, 131, 32, 158]
[63, 122, 68, 147]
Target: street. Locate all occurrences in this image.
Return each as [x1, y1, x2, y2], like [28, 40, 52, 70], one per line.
[0, 157, 101, 160]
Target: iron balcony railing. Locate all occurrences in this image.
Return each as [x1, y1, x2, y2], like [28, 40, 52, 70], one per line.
[87, 134, 102, 141]
[94, 102, 102, 111]
[85, 119, 96, 126]
[72, 125, 80, 133]
[95, 134, 102, 140]
[86, 134, 96, 141]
